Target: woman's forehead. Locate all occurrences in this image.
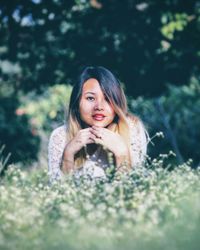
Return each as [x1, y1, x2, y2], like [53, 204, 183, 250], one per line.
[82, 78, 103, 94]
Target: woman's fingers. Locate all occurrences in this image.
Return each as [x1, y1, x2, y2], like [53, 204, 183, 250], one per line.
[87, 133, 96, 143]
[93, 137, 103, 145]
[68, 128, 102, 154]
[76, 127, 107, 147]
[76, 130, 97, 145]
[90, 130, 99, 138]
[86, 131, 103, 145]
[90, 127, 103, 139]
[87, 138, 95, 144]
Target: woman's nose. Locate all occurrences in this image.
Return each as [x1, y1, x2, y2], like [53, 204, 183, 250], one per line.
[94, 100, 104, 110]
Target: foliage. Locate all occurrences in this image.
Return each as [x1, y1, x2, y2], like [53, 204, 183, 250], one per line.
[0, 159, 200, 250]
[1, 0, 200, 166]
[0, 0, 200, 96]
[129, 77, 200, 167]
[17, 84, 72, 133]
[161, 12, 189, 40]
[0, 82, 40, 167]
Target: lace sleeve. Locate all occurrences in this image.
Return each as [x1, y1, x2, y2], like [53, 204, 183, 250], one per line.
[129, 118, 147, 168]
[48, 125, 67, 182]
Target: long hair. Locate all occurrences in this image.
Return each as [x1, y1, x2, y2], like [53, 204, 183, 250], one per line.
[66, 66, 142, 169]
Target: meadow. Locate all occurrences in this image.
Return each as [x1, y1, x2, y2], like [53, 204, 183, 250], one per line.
[1, 2, 200, 249]
[0, 156, 199, 250]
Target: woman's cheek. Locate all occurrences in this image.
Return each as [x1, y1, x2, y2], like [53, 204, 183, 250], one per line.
[108, 106, 115, 116]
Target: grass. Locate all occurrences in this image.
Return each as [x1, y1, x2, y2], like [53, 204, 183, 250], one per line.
[0, 157, 200, 250]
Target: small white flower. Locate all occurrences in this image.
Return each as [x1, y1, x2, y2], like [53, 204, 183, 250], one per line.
[156, 131, 164, 138]
[83, 161, 107, 179]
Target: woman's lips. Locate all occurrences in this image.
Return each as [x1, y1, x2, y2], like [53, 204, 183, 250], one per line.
[92, 115, 105, 121]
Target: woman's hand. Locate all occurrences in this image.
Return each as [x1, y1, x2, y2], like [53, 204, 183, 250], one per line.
[90, 126, 128, 157]
[63, 128, 96, 157]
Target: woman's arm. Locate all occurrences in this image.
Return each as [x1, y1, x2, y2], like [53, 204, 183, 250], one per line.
[90, 126, 131, 172]
[61, 144, 75, 174]
[129, 117, 148, 168]
[60, 127, 97, 174]
[48, 126, 67, 182]
[115, 150, 131, 172]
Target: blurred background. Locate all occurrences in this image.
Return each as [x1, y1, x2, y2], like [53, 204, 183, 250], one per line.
[0, 0, 200, 171]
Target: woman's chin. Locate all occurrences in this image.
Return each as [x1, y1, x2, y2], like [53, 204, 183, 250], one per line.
[89, 121, 109, 128]
[91, 122, 106, 127]
[81, 118, 113, 128]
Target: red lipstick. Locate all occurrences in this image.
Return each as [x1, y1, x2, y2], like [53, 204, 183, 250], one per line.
[92, 113, 105, 121]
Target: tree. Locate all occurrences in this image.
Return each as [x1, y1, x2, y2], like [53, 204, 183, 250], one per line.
[0, 0, 199, 96]
[0, 0, 200, 164]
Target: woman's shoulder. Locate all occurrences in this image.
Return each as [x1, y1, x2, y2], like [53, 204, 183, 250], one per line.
[127, 113, 149, 144]
[49, 124, 67, 142]
[127, 114, 144, 129]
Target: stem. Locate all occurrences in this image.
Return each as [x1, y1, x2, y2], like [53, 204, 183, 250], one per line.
[154, 98, 184, 164]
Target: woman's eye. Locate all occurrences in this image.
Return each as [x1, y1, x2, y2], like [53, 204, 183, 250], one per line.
[104, 96, 110, 102]
[86, 96, 95, 101]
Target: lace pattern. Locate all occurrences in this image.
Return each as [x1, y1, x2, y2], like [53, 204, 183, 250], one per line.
[48, 125, 67, 183]
[129, 118, 147, 167]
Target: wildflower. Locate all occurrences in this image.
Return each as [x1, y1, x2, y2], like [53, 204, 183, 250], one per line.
[156, 132, 164, 138]
[169, 150, 176, 157]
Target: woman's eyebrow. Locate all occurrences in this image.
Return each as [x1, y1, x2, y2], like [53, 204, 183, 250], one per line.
[84, 91, 96, 95]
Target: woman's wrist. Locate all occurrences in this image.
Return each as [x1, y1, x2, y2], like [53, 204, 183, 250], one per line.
[114, 145, 129, 160]
[114, 148, 130, 172]
[63, 143, 76, 158]
[61, 158, 74, 174]
[61, 146, 75, 174]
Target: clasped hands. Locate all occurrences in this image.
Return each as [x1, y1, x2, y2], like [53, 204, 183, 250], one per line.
[90, 126, 128, 157]
[65, 126, 128, 158]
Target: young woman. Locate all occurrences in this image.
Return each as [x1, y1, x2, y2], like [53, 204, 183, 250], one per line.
[48, 66, 148, 182]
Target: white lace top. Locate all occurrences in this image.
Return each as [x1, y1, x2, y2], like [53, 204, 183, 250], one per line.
[48, 118, 147, 182]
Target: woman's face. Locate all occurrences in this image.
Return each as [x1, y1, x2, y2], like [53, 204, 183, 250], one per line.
[79, 78, 116, 127]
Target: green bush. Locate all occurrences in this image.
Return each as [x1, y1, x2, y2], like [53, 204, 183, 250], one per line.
[0, 83, 40, 167]
[129, 77, 200, 167]
[18, 84, 72, 133]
